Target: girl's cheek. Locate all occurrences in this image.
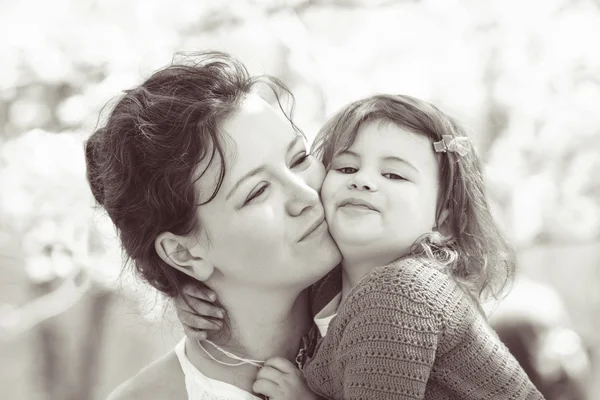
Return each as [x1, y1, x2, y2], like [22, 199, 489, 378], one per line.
[320, 174, 339, 210]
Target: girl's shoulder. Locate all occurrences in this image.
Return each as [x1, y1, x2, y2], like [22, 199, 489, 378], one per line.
[356, 256, 456, 298]
[107, 350, 187, 400]
[345, 256, 474, 321]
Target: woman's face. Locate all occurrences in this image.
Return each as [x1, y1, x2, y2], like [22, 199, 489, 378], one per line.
[194, 95, 341, 292]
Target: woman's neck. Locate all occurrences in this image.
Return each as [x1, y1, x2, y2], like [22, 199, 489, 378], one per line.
[185, 287, 311, 393]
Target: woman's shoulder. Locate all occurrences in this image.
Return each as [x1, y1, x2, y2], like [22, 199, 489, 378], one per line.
[106, 350, 186, 400]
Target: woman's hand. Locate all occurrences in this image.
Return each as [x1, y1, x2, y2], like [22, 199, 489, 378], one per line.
[174, 282, 225, 341]
[253, 357, 320, 400]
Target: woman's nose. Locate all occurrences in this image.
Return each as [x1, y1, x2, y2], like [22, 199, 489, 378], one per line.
[348, 171, 377, 192]
[285, 175, 320, 217]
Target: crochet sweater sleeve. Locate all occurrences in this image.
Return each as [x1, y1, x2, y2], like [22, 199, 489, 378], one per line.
[303, 258, 544, 400]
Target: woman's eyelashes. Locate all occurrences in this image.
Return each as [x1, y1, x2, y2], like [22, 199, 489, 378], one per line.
[244, 183, 269, 205]
[291, 151, 311, 168]
[242, 152, 310, 206]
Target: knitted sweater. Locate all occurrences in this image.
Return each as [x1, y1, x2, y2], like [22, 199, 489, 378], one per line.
[303, 257, 545, 400]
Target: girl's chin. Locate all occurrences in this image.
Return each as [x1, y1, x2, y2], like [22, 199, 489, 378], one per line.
[332, 230, 380, 247]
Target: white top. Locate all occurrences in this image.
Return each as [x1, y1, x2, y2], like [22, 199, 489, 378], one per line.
[174, 339, 262, 400]
[313, 293, 341, 337]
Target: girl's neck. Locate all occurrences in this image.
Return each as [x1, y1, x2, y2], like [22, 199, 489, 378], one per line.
[340, 257, 380, 301]
[185, 287, 310, 393]
[340, 252, 407, 301]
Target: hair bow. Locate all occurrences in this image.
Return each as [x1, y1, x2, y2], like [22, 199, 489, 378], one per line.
[433, 135, 471, 156]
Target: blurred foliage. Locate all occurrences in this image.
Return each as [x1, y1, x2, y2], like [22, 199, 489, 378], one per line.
[1, 0, 599, 251]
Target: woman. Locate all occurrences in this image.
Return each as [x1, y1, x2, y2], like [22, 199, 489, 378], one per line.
[85, 51, 341, 399]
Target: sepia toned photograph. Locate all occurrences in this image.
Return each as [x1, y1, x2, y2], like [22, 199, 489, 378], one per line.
[1, 1, 598, 399]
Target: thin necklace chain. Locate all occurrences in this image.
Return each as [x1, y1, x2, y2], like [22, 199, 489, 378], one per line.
[197, 339, 265, 368]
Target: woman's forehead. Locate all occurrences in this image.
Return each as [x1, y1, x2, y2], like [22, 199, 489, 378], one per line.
[221, 94, 289, 136]
[194, 95, 300, 201]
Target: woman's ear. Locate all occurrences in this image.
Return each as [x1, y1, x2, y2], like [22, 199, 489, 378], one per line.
[155, 232, 214, 281]
[435, 209, 453, 241]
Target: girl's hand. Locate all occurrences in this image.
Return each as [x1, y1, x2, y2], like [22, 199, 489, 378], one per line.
[174, 282, 224, 341]
[253, 357, 320, 400]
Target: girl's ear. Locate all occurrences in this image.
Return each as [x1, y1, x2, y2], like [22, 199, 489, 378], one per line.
[154, 232, 214, 282]
[435, 209, 453, 241]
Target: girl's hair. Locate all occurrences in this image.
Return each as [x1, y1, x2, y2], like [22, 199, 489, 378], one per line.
[312, 94, 515, 302]
[85, 51, 298, 302]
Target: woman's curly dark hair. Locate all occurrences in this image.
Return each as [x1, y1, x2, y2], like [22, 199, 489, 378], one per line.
[85, 51, 298, 301]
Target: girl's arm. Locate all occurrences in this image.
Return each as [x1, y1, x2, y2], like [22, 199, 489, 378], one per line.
[422, 293, 545, 399]
[308, 262, 544, 400]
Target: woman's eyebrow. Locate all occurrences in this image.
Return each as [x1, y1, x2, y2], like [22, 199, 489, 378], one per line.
[226, 166, 265, 200]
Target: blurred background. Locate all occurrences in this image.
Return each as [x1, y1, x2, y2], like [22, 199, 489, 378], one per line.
[0, 0, 599, 399]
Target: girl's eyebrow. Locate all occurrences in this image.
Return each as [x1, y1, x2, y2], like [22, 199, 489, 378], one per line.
[337, 150, 419, 174]
[382, 155, 419, 173]
[336, 150, 359, 158]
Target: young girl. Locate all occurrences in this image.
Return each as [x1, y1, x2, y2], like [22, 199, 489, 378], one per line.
[178, 94, 543, 399]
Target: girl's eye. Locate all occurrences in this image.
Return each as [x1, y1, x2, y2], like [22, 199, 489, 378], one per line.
[336, 167, 357, 174]
[383, 173, 405, 180]
[244, 184, 269, 205]
[291, 152, 311, 168]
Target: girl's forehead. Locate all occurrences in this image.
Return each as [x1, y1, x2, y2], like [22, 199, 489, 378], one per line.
[346, 121, 429, 153]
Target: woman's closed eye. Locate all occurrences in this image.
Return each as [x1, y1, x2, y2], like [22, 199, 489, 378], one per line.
[244, 183, 269, 205]
[291, 151, 311, 168]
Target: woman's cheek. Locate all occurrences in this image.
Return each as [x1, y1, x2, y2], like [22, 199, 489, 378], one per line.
[304, 158, 326, 192]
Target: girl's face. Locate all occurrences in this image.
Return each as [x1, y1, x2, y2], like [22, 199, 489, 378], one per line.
[321, 120, 441, 267]
[194, 95, 341, 292]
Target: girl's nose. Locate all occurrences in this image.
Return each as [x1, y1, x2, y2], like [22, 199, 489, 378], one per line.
[348, 172, 377, 192]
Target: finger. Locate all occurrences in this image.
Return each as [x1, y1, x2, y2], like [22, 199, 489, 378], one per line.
[175, 297, 225, 322]
[264, 356, 296, 374]
[174, 295, 201, 314]
[179, 310, 222, 330]
[181, 326, 207, 341]
[253, 378, 280, 398]
[180, 300, 224, 320]
[256, 366, 285, 383]
[182, 283, 217, 302]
